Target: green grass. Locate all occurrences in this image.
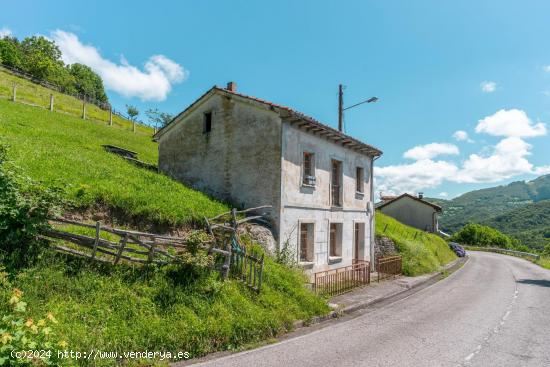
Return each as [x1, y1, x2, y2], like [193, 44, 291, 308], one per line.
[0, 99, 228, 228]
[1, 249, 329, 366]
[0, 68, 153, 135]
[536, 257, 550, 270]
[375, 212, 457, 276]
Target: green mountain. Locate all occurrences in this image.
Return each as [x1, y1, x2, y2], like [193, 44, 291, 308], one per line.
[429, 175, 550, 249]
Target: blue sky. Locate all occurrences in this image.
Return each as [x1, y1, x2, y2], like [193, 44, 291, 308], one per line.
[2, 0, 550, 199]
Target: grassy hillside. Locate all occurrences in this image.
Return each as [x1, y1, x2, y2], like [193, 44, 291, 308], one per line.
[0, 99, 227, 229]
[0, 67, 153, 136]
[0, 93, 329, 365]
[375, 212, 456, 276]
[0, 249, 329, 366]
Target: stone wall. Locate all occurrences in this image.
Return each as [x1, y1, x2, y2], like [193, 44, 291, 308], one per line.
[375, 235, 397, 260]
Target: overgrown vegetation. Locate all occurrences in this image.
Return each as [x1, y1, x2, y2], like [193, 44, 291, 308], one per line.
[0, 99, 227, 229]
[0, 247, 328, 366]
[0, 35, 108, 103]
[375, 212, 456, 276]
[0, 146, 62, 268]
[449, 223, 519, 249]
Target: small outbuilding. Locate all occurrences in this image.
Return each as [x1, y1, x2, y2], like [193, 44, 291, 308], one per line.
[376, 193, 442, 233]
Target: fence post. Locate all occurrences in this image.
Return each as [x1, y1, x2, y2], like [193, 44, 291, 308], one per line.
[82, 100, 87, 120]
[12, 83, 16, 102]
[132, 120, 136, 133]
[109, 106, 113, 126]
[91, 221, 100, 260]
[49, 94, 54, 111]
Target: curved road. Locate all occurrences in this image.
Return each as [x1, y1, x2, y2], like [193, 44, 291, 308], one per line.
[193, 252, 550, 367]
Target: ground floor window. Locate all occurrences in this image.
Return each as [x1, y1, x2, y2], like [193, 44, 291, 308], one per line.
[329, 222, 343, 257]
[299, 222, 314, 262]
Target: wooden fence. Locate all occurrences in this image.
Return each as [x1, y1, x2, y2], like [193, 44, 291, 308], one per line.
[313, 260, 370, 297]
[205, 206, 271, 293]
[0, 64, 153, 134]
[376, 256, 402, 282]
[41, 218, 222, 265]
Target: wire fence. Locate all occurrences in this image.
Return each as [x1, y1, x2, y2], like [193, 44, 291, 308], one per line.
[0, 63, 155, 135]
[379, 222, 435, 243]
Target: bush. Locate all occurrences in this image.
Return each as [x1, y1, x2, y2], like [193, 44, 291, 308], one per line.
[0, 288, 65, 366]
[450, 223, 516, 248]
[0, 146, 62, 268]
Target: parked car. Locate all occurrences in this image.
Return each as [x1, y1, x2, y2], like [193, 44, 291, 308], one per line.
[449, 242, 466, 257]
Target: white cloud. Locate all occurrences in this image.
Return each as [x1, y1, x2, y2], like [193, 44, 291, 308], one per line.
[376, 136, 550, 194]
[452, 130, 474, 143]
[543, 65, 550, 73]
[51, 30, 187, 101]
[480, 81, 497, 93]
[454, 137, 535, 183]
[403, 143, 459, 160]
[375, 159, 459, 194]
[438, 192, 448, 198]
[475, 109, 546, 138]
[0, 27, 12, 38]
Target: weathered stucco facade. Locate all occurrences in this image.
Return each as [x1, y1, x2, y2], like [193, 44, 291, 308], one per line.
[377, 194, 441, 233]
[155, 84, 382, 275]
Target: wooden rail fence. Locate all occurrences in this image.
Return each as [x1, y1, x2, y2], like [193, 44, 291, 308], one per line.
[40, 205, 272, 293]
[376, 255, 402, 282]
[313, 260, 370, 297]
[41, 218, 221, 265]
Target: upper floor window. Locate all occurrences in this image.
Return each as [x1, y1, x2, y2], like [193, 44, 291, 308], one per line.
[203, 112, 212, 133]
[331, 159, 342, 207]
[356, 167, 365, 193]
[302, 152, 316, 186]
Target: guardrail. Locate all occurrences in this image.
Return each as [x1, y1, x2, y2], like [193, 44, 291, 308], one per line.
[462, 246, 540, 261]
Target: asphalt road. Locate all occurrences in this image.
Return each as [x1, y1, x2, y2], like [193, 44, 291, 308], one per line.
[193, 252, 550, 367]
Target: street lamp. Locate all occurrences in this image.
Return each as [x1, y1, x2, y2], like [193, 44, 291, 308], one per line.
[338, 84, 378, 132]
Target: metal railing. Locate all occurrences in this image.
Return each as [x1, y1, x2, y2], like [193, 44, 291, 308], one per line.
[313, 261, 370, 297]
[462, 246, 540, 261]
[376, 255, 402, 282]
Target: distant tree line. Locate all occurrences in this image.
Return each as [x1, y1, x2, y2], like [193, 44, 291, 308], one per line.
[0, 35, 108, 104]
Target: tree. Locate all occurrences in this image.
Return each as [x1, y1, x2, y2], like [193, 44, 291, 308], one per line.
[145, 108, 173, 129]
[0, 36, 23, 68]
[68, 63, 108, 103]
[20, 36, 64, 80]
[126, 105, 139, 133]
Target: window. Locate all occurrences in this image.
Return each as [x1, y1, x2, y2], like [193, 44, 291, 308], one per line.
[329, 223, 343, 258]
[356, 167, 365, 193]
[302, 152, 316, 186]
[331, 160, 342, 207]
[203, 112, 212, 133]
[299, 222, 314, 262]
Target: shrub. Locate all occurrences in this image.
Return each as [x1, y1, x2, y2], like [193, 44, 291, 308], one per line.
[0, 146, 63, 268]
[0, 288, 65, 366]
[451, 223, 516, 248]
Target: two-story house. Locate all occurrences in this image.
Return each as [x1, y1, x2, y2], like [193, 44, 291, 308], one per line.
[153, 82, 382, 273]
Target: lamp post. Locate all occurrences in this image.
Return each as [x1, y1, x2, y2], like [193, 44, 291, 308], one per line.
[338, 84, 378, 132]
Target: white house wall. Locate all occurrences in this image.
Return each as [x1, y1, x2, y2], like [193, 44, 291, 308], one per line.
[279, 122, 374, 273]
[157, 93, 283, 232]
[379, 196, 438, 232]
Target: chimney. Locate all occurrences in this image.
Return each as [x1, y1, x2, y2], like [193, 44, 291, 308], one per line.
[418, 192, 424, 199]
[226, 81, 237, 92]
